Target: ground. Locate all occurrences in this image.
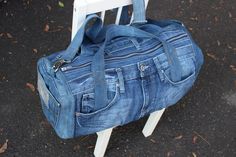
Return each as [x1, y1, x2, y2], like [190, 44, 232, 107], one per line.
[0, 0, 235, 157]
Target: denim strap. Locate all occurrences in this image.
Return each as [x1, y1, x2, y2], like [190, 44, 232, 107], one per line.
[91, 25, 182, 110]
[120, 0, 147, 24]
[52, 14, 102, 71]
[92, 25, 154, 110]
[132, 0, 147, 24]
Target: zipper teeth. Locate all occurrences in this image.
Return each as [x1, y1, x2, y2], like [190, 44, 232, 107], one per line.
[61, 33, 188, 72]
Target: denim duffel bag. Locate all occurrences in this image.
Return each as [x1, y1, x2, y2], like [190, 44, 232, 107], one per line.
[37, 0, 204, 139]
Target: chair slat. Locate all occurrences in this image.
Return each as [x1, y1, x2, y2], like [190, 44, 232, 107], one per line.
[75, 0, 132, 14]
[101, 11, 106, 23]
[115, 7, 123, 25]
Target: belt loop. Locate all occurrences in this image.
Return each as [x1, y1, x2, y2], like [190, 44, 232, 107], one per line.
[129, 38, 141, 50]
[153, 57, 165, 81]
[116, 68, 125, 93]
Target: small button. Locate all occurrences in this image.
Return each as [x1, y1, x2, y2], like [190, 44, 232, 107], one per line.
[139, 64, 146, 72]
[139, 63, 149, 72]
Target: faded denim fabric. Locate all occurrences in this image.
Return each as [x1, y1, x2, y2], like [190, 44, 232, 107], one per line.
[37, 0, 204, 139]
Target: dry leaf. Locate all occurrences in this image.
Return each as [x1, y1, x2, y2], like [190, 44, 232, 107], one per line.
[228, 12, 232, 18]
[73, 145, 80, 151]
[192, 135, 198, 144]
[174, 135, 183, 140]
[47, 4, 52, 11]
[44, 24, 50, 32]
[214, 16, 219, 22]
[150, 139, 156, 143]
[227, 44, 233, 49]
[87, 146, 94, 149]
[6, 33, 13, 38]
[0, 139, 8, 154]
[192, 152, 197, 157]
[33, 48, 38, 53]
[26, 83, 35, 92]
[207, 53, 217, 60]
[230, 65, 236, 73]
[166, 151, 175, 157]
[217, 40, 220, 46]
[190, 17, 198, 21]
[58, 1, 64, 8]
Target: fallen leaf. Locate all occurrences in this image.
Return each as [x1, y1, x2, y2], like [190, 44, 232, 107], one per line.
[207, 53, 217, 60]
[228, 12, 232, 18]
[214, 16, 219, 22]
[47, 4, 52, 11]
[150, 139, 156, 143]
[181, 103, 186, 108]
[26, 83, 35, 92]
[58, 1, 64, 8]
[6, 33, 13, 38]
[166, 151, 175, 157]
[33, 48, 38, 53]
[192, 152, 197, 157]
[0, 33, 4, 37]
[217, 40, 220, 46]
[73, 145, 80, 151]
[0, 139, 8, 154]
[174, 135, 183, 140]
[190, 17, 198, 21]
[230, 65, 236, 73]
[44, 24, 50, 32]
[227, 44, 233, 49]
[87, 146, 94, 149]
[192, 135, 198, 144]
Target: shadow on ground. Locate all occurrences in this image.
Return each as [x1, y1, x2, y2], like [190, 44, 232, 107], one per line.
[0, 0, 235, 156]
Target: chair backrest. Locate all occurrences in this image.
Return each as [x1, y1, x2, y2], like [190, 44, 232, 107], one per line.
[71, 0, 149, 40]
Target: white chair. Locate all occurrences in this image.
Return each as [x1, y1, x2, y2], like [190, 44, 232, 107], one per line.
[71, 0, 165, 156]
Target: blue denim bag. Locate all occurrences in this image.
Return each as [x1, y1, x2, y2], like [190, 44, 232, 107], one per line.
[37, 0, 204, 139]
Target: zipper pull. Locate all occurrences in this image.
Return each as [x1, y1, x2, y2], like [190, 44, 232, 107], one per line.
[60, 65, 73, 71]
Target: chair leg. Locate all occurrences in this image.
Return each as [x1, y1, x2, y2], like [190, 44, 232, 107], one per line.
[142, 108, 165, 137]
[94, 128, 113, 157]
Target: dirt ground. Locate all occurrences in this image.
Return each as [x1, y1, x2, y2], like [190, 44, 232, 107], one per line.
[0, 0, 235, 156]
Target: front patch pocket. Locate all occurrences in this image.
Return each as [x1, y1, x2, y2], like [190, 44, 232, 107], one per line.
[76, 83, 120, 128]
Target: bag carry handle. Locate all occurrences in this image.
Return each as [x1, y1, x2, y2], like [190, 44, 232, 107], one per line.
[91, 25, 183, 111]
[52, 0, 147, 71]
[52, 14, 103, 72]
[131, 0, 147, 24]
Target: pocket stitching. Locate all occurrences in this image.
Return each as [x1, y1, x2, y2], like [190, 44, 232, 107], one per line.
[161, 58, 196, 85]
[76, 83, 120, 117]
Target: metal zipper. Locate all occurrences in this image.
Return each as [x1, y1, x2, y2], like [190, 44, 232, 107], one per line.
[61, 33, 188, 72]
